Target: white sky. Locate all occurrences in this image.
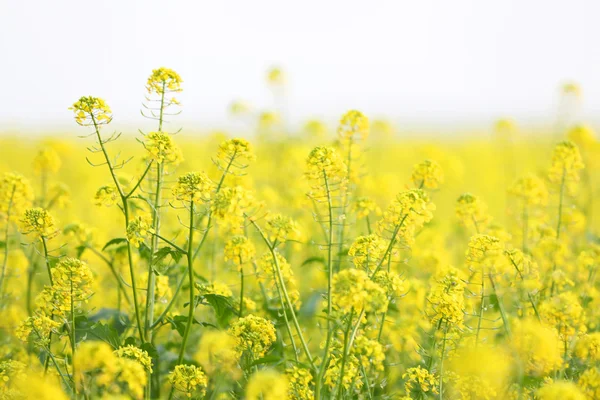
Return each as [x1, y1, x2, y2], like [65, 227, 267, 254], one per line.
[1, 0, 599, 131]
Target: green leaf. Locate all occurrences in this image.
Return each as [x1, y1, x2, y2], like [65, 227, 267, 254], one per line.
[88, 308, 130, 335]
[102, 237, 127, 251]
[301, 256, 325, 267]
[75, 316, 121, 349]
[154, 246, 185, 265]
[141, 342, 159, 359]
[75, 245, 87, 258]
[167, 315, 215, 337]
[251, 354, 281, 367]
[139, 242, 152, 262]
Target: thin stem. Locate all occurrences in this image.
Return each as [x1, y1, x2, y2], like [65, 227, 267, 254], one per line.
[41, 237, 54, 285]
[550, 167, 566, 297]
[175, 202, 195, 365]
[239, 265, 244, 318]
[90, 113, 144, 342]
[475, 266, 485, 347]
[334, 311, 354, 400]
[145, 162, 164, 341]
[70, 275, 77, 398]
[0, 186, 15, 302]
[249, 218, 315, 370]
[316, 172, 335, 399]
[489, 274, 511, 338]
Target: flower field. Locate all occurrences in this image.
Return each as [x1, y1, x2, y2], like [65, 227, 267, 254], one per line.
[0, 68, 599, 399]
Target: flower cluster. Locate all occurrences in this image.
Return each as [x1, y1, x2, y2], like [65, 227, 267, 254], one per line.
[33, 148, 61, 175]
[172, 171, 214, 204]
[246, 369, 288, 400]
[257, 252, 301, 308]
[353, 196, 381, 219]
[146, 67, 183, 96]
[115, 345, 153, 373]
[411, 159, 444, 189]
[143, 131, 183, 166]
[509, 174, 549, 207]
[126, 213, 154, 248]
[265, 213, 300, 243]
[377, 189, 435, 246]
[286, 366, 314, 400]
[70, 96, 112, 125]
[331, 268, 388, 314]
[94, 185, 119, 206]
[337, 109, 369, 141]
[229, 314, 277, 358]
[456, 193, 491, 232]
[195, 330, 239, 377]
[548, 140, 584, 185]
[348, 234, 387, 273]
[168, 365, 208, 398]
[223, 235, 256, 268]
[216, 138, 256, 170]
[305, 146, 347, 196]
[0, 172, 33, 221]
[20, 208, 57, 239]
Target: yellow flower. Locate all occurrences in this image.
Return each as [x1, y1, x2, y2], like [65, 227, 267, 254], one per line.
[331, 268, 388, 314]
[265, 213, 300, 243]
[574, 332, 600, 362]
[411, 159, 444, 189]
[508, 174, 549, 207]
[126, 213, 154, 248]
[578, 367, 600, 399]
[143, 131, 183, 166]
[286, 366, 313, 400]
[115, 345, 153, 373]
[548, 140, 584, 185]
[168, 364, 208, 399]
[353, 196, 381, 219]
[195, 330, 239, 377]
[348, 234, 387, 273]
[337, 110, 369, 141]
[403, 366, 439, 397]
[266, 66, 286, 86]
[246, 369, 289, 400]
[69, 96, 112, 125]
[456, 193, 491, 232]
[511, 318, 563, 376]
[94, 185, 119, 207]
[216, 138, 256, 170]
[33, 148, 61, 175]
[536, 380, 585, 400]
[229, 314, 276, 358]
[146, 67, 183, 95]
[172, 172, 214, 204]
[0, 172, 33, 222]
[20, 208, 57, 239]
[377, 189, 435, 246]
[223, 235, 256, 268]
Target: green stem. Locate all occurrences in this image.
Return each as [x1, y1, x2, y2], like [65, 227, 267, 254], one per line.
[316, 172, 335, 399]
[239, 264, 244, 318]
[175, 201, 196, 365]
[488, 274, 511, 338]
[0, 186, 15, 303]
[249, 218, 315, 370]
[145, 162, 164, 341]
[70, 275, 77, 398]
[475, 266, 485, 347]
[90, 113, 144, 342]
[334, 310, 354, 400]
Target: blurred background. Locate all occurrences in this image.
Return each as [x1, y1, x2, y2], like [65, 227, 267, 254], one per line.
[0, 0, 598, 136]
